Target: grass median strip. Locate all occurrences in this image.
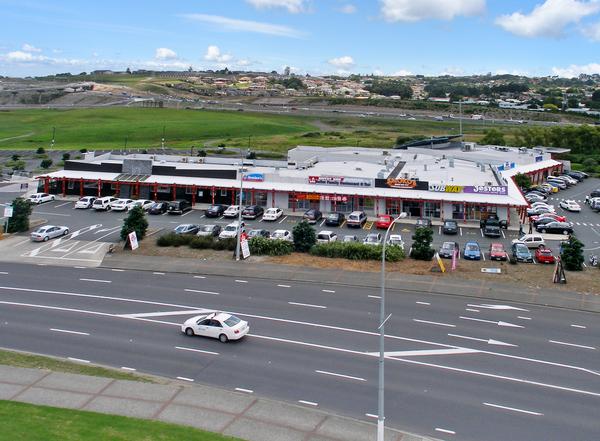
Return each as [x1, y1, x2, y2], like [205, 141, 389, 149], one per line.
[0, 400, 243, 441]
[0, 349, 156, 383]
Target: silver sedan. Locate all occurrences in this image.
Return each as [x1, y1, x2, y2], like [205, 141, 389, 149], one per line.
[30, 225, 69, 242]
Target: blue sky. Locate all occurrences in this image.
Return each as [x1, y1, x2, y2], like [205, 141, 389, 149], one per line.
[1, 0, 600, 77]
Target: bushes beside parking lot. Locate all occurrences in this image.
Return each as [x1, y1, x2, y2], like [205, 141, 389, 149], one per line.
[310, 242, 405, 262]
[157, 233, 194, 247]
[249, 237, 294, 256]
[156, 233, 236, 251]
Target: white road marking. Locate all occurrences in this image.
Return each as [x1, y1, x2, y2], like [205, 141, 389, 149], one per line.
[416, 301, 430, 305]
[315, 370, 366, 382]
[68, 357, 90, 363]
[448, 334, 517, 347]
[34, 211, 71, 217]
[467, 304, 529, 312]
[121, 367, 136, 371]
[181, 211, 192, 217]
[480, 229, 484, 238]
[74, 266, 86, 269]
[277, 284, 290, 288]
[0, 272, 8, 275]
[184, 288, 219, 295]
[483, 402, 543, 416]
[175, 346, 220, 356]
[298, 400, 318, 406]
[235, 388, 253, 394]
[518, 316, 532, 320]
[322, 289, 335, 293]
[54, 202, 71, 208]
[365, 413, 378, 419]
[79, 278, 111, 284]
[549, 340, 596, 350]
[460, 316, 524, 328]
[193, 275, 206, 279]
[121, 310, 209, 318]
[153, 272, 165, 275]
[459, 227, 463, 236]
[367, 348, 479, 357]
[279, 216, 288, 224]
[235, 279, 248, 283]
[501, 229, 506, 239]
[13, 239, 31, 247]
[465, 308, 480, 312]
[177, 376, 194, 382]
[288, 301, 327, 309]
[111, 269, 125, 272]
[368, 295, 381, 299]
[571, 324, 587, 329]
[435, 428, 456, 435]
[413, 319, 456, 328]
[319, 219, 326, 227]
[50, 328, 89, 336]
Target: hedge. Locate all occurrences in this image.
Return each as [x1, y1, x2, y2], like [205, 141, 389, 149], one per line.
[156, 233, 194, 247]
[310, 242, 404, 262]
[249, 237, 294, 256]
[156, 233, 236, 251]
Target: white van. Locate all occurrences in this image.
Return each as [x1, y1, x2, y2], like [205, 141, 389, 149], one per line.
[92, 196, 118, 211]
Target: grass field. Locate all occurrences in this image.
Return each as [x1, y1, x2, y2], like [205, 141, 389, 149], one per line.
[0, 107, 522, 153]
[0, 400, 242, 441]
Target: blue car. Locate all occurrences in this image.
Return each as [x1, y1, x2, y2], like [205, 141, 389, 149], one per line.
[512, 242, 534, 263]
[463, 241, 482, 260]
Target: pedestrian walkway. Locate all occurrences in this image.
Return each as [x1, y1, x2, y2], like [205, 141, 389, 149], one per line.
[0, 365, 433, 441]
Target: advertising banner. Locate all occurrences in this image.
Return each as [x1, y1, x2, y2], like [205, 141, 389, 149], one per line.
[463, 185, 508, 195]
[428, 184, 464, 193]
[128, 231, 139, 250]
[242, 173, 265, 182]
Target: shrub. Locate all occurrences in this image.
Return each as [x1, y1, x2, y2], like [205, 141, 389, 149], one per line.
[120, 206, 149, 244]
[36, 147, 45, 154]
[6, 197, 32, 233]
[411, 227, 435, 260]
[292, 221, 316, 252]
[40, 159, 53, 169]
[309, 242, 404, 262]
[11, 154, 19, 161]
[79, 148, 88, 153]
[213, 238, 236, 251]
[62, 153, 71, 161]
[156, 232, 194, 247]
[189, 236, 214, 249]
[561, 235, 584, 271]
[249, 237, 293, 256]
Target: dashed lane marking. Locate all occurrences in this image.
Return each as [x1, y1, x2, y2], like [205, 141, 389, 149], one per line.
[549, 340, 596, 350]
[184, 288, 219, 296]
[277, 284, 291, 288]
[50, 328, 89, 336]
[175, 346, 219, 355]
[435, 428, 456, 435]
[483, 402, 543, 416]
[68, 357, 90, 363]
[315, 370, 366, 382]
[413, 319, 456, 328]
[298, 400, 318, 406]
[235, 388, 253, 394]
[177, 377, 194, 382]
[288, 301, 327, 309]
[322, 289, 336, 293]
[571, 324, 587, 329]
[79, 278, 111, 283]
[416, 301, 430, 305]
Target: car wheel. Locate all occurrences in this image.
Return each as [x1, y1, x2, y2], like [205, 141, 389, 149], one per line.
[51, 196, 55, 201]
[541, 229, 547, 233]
[563, 230, 569, 235]
[185, 327, 195, 336]
[43, 236, 49, 242]
[63, 229, 69, 236]
[219, 333, 229, 343]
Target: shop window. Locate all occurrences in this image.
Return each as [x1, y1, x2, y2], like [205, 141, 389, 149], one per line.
[402, 201, 421, 217]
[357, 197, 374, 212]
[452, 203, 465, 220]
[67, 180, 75, 190]
[220, 189, 228, 197]
[185, 186, 194, 195]
[158, 185, 171, 193]
[386, 199, 402, 215]
[255, 191, 268, 207]
[423, 202, 441, 219]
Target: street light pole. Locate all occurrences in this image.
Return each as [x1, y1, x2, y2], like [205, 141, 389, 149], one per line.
[377, 212, 406, 441]
[235, 154, 245, 261]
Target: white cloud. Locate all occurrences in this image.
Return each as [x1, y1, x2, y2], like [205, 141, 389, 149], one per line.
[582, 21, 600, 40]
[496, 0, 600, 38]
[245, 0, 306, 13]
[552, 62, 600, 77]
[5, 51, 42, 62]
[204, 45, 233, 63]
[328, 55, 354, 68]
[181, 13, 304, 38]
[339, 4, 357, 14]
[393, 69, 413, 76]
[22, 43, 42, 53]
[380, 0, 485, 22]
[155, 47, 177, 60]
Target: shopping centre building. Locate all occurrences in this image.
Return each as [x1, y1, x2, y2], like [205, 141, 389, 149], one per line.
[37, 143, 565, 225]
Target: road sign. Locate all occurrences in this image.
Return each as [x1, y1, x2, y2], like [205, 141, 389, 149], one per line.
[241, 238, 250, 259]
[3, 206, 13, 218]
[128, 231, 139, 250]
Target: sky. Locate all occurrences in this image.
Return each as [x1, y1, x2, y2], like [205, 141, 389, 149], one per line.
[1, 0, 600, 78]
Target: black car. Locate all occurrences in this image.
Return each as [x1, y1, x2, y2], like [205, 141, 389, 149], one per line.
[325, 212, 345, 227]
[442, 219, 458, 234]
[148, 202, 168, 215]
[205, 204, 226, 218]
[566, 171, 585, 182]
[173, 224, 200, 235]
[168, 199, 192, 215]
[590, 189, 600, 199]
[533, 217, 556, 228]
[439, 241, 459, 258]
[303, 209, 323, 224]
[242, 205, 264, 220]
[415, 218, 432, 229]
[536, 221, 573, 235]
[247, 229, 271, 239]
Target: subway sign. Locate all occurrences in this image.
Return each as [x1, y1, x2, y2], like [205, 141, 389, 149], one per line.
[428, 184, 464, 193]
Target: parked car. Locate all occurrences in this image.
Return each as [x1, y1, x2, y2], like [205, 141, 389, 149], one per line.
[263, 207, 283, 221]
[463, 241, 482, 260]
[303, 209, 322, 224]
[439, 241, 459, 259]
[363, 233, 382, 245]
[530, 213, 567, 223]
[168, 200, 192, 215]
[205, 204, 226, 218]
[541, 183, 559, 193]
[556, 175, 578, 185]
[148, 201, 169, 215]
[559, 200, 581, 212]
[375, 214, 393, 229]
[536, 221, 573, 235]
[271, 229, 293, 242]
[566, 171, 586, 181]
[131, 199, 154, 211]
[223, 205, 240, 218]
[512, 242, 534, 263]
[247, 229, 270, 239]
[342, 235, 358, 242]
[489, 243, 508, 261]
[28, 193, 55, 204]
[242, 205, 264, 220]
[482, 218, 502, 238]
[30, 225, 69, 242]
[591, 189, 600, 199]
[317, 230, 338, 243]
[530, 202, 554, 210]
[442, 219, 458, 234]
[533, 217, 557, 228]
[74, 196, 96, 209]
[525, 193, 547, 203]
[110, 198, 136, 212]
[546, 179, 567, 190]
[174, 224, 200, 235]
[347, 211, 367, 228]
[92, 196, 118, 211]
[219, 222, 245, 239]
[512, 234, 545, 249]
[197, 224, 221, 237]
[535, 247, 556, 264]
[387, 234, 405, 248]
[527, 206, 555, 216]
[415, 218, 432, 229]
[325, 212, 345, 227]
[181, 312, 249, 343]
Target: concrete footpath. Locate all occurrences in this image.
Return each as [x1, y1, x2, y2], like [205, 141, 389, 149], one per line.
[103, 253, 600, 313]
[0, 364, 433, 441]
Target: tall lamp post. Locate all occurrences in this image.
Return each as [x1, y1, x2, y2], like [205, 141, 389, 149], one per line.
[235, 151, 246, 261]
[377, 212, 407, 441]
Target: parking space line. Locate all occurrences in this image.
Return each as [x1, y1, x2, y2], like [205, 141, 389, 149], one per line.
[340, 220, 347, 228]
[54, 202, 71, 208]
[319, 219, 326, 227]
[279, 216, 288, 224]
[181, 211, 192, 217]
[459, 227, 463, 236]
[33, 211, 71, 217]
[501, 229, 506, 239]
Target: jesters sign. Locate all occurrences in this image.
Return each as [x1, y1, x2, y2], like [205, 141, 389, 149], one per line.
[464, 185, 508, 195]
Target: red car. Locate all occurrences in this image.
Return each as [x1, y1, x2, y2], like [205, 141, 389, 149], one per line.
[375, 214, 393, 229]
[489, 243, 508, 261]
[535, 247, 556, 264]
[529, 213, 567, 223]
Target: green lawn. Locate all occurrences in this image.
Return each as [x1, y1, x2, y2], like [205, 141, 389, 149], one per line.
[0, 350, 154, 382]
[0, 400, 242, 441]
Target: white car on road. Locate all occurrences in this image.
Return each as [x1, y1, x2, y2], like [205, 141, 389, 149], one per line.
[271, 229, 293, 242]
[110, 199, 136, 211]
[181, 312, 249, 343]
[219, 222, 245, 239]
[262, 207, 283, 221]
[30, 225, 69, 242]
[28, 193, 55, 204]
[75, 196, 96, 209]
[223, 205, 241, 218]
[559, 200, 581, 212]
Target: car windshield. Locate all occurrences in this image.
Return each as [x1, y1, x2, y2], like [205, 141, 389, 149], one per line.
[327, 213, 338, 219]
[444, 221, 455, 227]
[273, 231, 286, 238]
[343, 236, 355, 242]
[223, 316, 241, 327]
[466, 244, 479, 251]
[201, 226, 214, 232]
[175, 226, 188, 232]
[378, 216, 388, 221]
[224, 226, 236, 232]
[442, 242, 454, 250]
[365, 235, 378, 242]
[491, 246, 503, 252]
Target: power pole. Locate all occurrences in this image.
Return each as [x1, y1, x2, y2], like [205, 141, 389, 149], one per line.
[50, 127, 56, 150]
[161, 126, 166, 151]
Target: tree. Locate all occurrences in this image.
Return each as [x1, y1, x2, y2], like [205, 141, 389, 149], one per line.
[480, 129, 506, 146]
[366, 80, 412, 98]
[513, 173, 532, 190]
[567, 97, 579, 109]
[120, 206, 149, 243]
[36, 147, 45, 154]
[410, 227, 434, 260]
[40, 159, 53, 169]
[11, 154, 19, 161]
[126, 67, 132, 74]
[582, 158, 598, 172]
[197, 149, 207, 157]
[561, 235, 584, 271]
[292, 220, 316, 252]
[592, 89, 600, 102]
[62, 153, 70, 161]
[6, 197, 32, 233]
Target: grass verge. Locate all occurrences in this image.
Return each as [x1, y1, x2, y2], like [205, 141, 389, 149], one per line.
[0, 400, 242, 441]
[0, 349, 156, 383]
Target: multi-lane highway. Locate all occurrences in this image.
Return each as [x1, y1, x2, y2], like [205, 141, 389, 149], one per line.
[0, 262, 598, 441]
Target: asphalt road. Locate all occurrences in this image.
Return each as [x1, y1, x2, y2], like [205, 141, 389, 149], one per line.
[0, 262, 598, 441]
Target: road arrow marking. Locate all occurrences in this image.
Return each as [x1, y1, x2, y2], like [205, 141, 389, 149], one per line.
[448, 334, 518, 347]
[460, 316, 524, 328]
[467, 304, 529, 312]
